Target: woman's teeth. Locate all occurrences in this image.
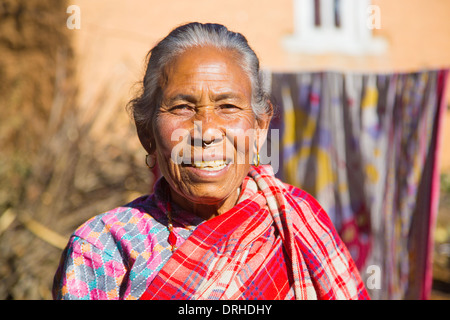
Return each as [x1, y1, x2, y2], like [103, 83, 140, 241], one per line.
[191, 160, 228, 171]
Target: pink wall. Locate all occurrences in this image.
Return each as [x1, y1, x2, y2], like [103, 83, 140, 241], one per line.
[69, 0, 450, 171]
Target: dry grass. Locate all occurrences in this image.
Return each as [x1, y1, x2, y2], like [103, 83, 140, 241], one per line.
[0, 0, 153, 299]
[0, 61, 154, 299]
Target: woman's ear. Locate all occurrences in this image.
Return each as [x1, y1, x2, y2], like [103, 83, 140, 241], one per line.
[257, 101, 273, 130]
[137, 124, 154, 155]
[256, 101, 274, 150]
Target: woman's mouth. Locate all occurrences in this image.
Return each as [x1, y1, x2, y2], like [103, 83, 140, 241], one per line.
[190, 160, 229, 171]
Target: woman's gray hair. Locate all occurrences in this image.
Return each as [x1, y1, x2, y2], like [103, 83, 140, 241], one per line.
[128, 22, 272, 130]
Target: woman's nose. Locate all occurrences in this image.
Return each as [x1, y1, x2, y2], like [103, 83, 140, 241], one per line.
[192, 108, 225, 147]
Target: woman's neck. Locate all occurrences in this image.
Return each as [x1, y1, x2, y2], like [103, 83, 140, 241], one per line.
[169, 187, 240, 221]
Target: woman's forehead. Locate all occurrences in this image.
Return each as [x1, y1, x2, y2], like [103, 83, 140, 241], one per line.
[162, 46, 252, 98]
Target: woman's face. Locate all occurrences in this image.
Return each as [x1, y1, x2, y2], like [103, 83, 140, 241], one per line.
[150, 46, 269, 218]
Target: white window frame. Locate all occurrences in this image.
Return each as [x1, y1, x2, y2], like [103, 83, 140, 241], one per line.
[283, 0, 387, 55]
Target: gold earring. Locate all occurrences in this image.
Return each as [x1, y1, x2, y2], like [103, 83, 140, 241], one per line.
[253, 138, 260, 167]
[253, 151, 260, 167]
[145, 154, 156, 169]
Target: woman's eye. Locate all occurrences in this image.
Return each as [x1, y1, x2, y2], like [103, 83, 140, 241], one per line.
[219, 104, 240, 111]
[170, 104, 194, 113]
[175, 104, 191, 109]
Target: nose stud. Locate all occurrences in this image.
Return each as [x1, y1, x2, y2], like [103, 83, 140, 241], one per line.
[202, 140, 214, 148]
[201, 133, 225, 148]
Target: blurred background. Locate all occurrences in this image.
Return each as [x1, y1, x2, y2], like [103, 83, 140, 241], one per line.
[0, 0, 449, 299]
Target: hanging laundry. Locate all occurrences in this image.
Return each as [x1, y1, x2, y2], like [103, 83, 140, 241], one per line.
[269, 69, 449, 299]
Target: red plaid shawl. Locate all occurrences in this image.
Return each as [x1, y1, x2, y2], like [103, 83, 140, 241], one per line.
[140, 165, 369, 300]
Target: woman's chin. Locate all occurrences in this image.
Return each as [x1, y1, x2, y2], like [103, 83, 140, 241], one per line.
[164, 162, 250, 218]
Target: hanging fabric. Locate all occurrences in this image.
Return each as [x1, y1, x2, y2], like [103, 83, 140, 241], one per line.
[268, 69, 449, 299]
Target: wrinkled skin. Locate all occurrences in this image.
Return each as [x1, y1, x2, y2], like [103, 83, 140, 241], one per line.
[139, 46, 272, 220]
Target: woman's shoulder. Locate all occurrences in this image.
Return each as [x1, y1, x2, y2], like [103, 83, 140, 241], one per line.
[281, 182, 334, 224]
[54, 194, 171, 299]
[71, 194, 165, 251]
[282, 183, 323, 209]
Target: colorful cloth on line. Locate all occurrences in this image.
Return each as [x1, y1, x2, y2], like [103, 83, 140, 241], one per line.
[53, 165, 369, 300]
[140, 165, 369, 300]
[269, 70, 449, 299]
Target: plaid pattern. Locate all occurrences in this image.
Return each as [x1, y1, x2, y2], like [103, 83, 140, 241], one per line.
[141, 165, 369, 300]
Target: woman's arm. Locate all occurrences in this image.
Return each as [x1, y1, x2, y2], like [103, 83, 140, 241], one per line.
[52, 235, 127, 300]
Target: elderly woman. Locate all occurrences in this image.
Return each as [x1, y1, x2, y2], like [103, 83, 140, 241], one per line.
[53, 22, 369, 300]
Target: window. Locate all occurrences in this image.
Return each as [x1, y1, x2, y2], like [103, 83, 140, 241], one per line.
[283, 0, 387, 55]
